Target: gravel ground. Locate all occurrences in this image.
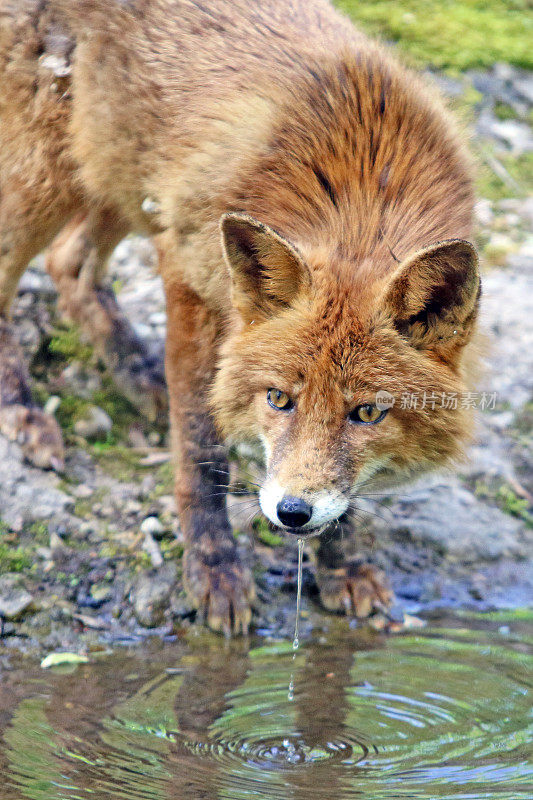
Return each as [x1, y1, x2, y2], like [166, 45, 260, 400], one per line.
[0, 66, 531, 654]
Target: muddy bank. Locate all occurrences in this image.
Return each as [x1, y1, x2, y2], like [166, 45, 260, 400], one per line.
[0, 67, 531, 656]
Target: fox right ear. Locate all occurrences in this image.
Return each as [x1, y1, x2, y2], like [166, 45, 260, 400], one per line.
[383, 239, 480, 360]
[220, 213, 311, 324]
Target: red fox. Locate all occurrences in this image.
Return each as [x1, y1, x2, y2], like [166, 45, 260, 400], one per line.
[0, 0, 480, 634]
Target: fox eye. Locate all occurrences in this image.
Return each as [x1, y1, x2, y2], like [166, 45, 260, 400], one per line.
[349, 404, 387, 424]
[267, 388, 293, 411]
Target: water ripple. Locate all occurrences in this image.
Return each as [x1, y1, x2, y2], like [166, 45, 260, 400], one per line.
[2, 611, 532, 800]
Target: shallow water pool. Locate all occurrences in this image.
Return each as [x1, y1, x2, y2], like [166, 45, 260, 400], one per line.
[1, 610, 531, 799]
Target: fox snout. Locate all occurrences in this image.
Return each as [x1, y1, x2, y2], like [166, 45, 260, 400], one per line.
[259, 479, 349, 534]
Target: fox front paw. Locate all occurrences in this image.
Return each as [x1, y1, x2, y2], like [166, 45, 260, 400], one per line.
[0, 404, 65, 471]
[316, 560, 393, 618]
[183, 544, 255, 636]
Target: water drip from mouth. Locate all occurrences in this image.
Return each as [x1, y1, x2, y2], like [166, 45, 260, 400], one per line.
[288, 537, 305, 701]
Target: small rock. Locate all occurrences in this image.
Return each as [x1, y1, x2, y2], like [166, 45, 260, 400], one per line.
[140, 516, 164, 537]
[517, 197, 533, 227]
[0, 574, 34, 620]
[149, 311, 166, 326]
[169, 591, 194, 618]
[157, 495, 176, 515]
[132, 564, 177, 627]
[90, 583, 113, 605]
[475, 198, 493, 227]
[16, 319, 41, 353]
[44, 395, 61, 416]
[133, 322, 152, 340]
[74, 406, 113, 441]
[17, 267, 56, 298]
[59, 362, 102, 399]
[139, 452, 170, 467]
[125, 499, 143, 515]
[72, 484, 94, 499]
[512, 73, 533, 103]
[0, 437, 72, 527]
[49, 531, 66, 552]
[493, 62, 514, 82]
[142, 532, 164, 568]
[128, 426, 148, 448]
[490, 119, 533, 155]
[78, 521, 99, 537]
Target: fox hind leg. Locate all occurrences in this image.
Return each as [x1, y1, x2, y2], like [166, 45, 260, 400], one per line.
[0, 184, 72, 471]
[45, 210, 167, 423]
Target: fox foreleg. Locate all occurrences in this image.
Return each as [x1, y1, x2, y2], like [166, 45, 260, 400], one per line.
[162, 271, 254, 635]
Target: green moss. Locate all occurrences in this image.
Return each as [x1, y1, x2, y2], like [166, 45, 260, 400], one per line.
[474, 150, 533, 201]
[134, 551, 153, 571]
[53, 374, 154, 451]
[497, 485, 533, 528]
[92, 380, 141, 438]
[153, 461, 175, 497]
[160, 539, 184, 560]
[31, 383, 52, 408]
[512, 401, 533, 437]
[253, 517, 284, 547]
[448, 85, 483, 123]
[27, 521, 49, 543]
[55, 394, 91, 435]
[90, 444, 143, 481]
[48, 324, 93, 364]
[0, 543, 32, 573]
[73, 488, 106, 519]
[335, 0, 533, 72]
[493, 102, 519, 122]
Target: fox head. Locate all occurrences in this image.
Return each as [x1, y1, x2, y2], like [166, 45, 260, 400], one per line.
[212, 213, 480, 535]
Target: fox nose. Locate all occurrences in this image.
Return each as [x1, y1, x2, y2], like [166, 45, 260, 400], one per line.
[276, 496, 313, 529]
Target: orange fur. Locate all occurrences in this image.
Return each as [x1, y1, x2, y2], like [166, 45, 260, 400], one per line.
[0, 0, 479, 632]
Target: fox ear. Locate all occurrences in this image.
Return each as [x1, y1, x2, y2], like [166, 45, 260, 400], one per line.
[220, 212, 311, 324]
[384, 239, 480, 356]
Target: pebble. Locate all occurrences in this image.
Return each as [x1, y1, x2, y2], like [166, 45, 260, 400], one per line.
[59, 362, 102, 399]
[73, 405, 113, 441]
[132, 565, 177, 627]
[49, 531, 65, 552]
[140, 516, 164, 537]
[44, 395, 61, 416]
[0, 575, 34, 620]
[149, 312, 166, 326]
[142, 533, 164, 568]
[489, 119, 533, 154]
[90, 583, 113, 604]
[72, 484, 94, 499]
[475, 198, 493, 227]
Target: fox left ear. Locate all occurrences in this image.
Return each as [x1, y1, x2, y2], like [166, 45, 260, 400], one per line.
[220, 212, 311, 324]
[383, 239, 480, 356]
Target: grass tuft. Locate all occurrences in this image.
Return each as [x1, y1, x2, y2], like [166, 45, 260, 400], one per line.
[335, 0, 533, 72]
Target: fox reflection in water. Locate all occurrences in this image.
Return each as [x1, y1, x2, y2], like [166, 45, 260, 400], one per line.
[2, 637, 366, 800]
